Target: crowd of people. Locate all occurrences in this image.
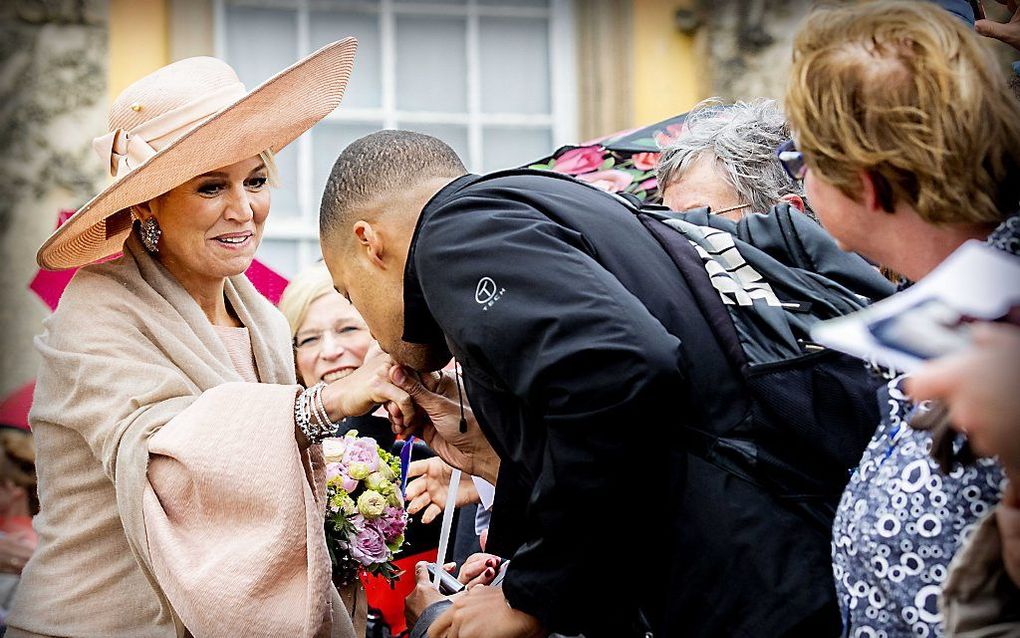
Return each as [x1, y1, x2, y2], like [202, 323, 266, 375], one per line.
[2, 0, 1019, 637]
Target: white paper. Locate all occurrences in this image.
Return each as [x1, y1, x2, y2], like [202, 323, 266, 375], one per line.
[811, 241, 1020, 373]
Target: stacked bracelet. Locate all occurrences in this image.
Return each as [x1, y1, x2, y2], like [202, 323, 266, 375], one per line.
[294, 381, 341, 444]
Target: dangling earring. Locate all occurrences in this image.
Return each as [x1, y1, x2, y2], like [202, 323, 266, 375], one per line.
[139, 217, 161, 254]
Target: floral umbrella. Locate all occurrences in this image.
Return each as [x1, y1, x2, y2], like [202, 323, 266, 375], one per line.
[523, 111, 688, 203]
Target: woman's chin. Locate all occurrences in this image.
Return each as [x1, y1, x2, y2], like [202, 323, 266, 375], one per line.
[202, 253, 257, 279]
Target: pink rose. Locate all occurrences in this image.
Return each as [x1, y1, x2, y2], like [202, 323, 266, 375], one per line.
[639, 177, 658, 191]
[349, 515, 389, 565]
[342, 438, 380, 474]
[577, 169, 634, 193]
[631, 152, 661, 171]
[552, 146, 604, 175]
[342, 473, 359, 493]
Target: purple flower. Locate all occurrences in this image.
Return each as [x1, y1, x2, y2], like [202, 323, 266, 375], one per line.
[375, 507, 407, 543]
[343, 438, 380, 474]
[349, 515, 389, 565]
[326, 462, 344, 483]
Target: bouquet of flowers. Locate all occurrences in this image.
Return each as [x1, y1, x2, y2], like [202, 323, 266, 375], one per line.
[322, 432, 408, 586]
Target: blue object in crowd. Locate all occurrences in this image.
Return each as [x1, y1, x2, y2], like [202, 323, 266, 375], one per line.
[930, 0, 976, 26]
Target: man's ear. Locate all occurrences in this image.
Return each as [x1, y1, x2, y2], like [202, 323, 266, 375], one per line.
[779, 193, 805, 212]
[353, 220, 386, 268]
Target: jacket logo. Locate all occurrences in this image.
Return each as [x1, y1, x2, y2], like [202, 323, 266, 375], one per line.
[475, 277, 506, 311]
[475, 277, 498, 304]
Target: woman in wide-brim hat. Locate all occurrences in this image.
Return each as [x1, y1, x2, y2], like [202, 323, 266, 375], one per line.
[8, 38, 418, 638]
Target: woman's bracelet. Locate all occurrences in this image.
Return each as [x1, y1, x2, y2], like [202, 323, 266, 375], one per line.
[295, 382, 341, 444]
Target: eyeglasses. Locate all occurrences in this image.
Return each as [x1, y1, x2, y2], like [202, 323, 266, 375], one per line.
[293, 324, 366, 351]
[712, 202, 752, 216]
[776, 139, 807, 181]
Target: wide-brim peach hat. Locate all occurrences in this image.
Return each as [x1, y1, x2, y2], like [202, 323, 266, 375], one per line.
[37, 37, 358, 270]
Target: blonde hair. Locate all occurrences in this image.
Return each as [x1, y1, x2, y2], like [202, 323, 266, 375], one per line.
[277, 261, 336, 339]
[259, 148, 280, 188]
[785, 1, 1020, 225]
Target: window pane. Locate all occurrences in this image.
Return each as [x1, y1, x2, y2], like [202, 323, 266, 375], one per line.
[257, 238, 300, 278]
[270, 142, 301, 218]
[312, 122, 384, 197]
[479, 17, 549, 114]
[303, 240, 323, 266]
[395, 16, 467, 112]
[397, 123, 469, 166]
[483, 126, 551, 172]
[224, 6, 298, 89]
[478, 0, 547, 5]
[309, 10, 381, 109]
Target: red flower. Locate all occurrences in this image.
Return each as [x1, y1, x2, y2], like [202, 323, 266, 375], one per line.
[552, 145, 605, 175]
[654, 123, 688, 147]
[631, 152, 661, 171]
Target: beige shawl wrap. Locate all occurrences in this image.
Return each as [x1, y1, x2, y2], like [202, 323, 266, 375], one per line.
[8, 235, 355, 638]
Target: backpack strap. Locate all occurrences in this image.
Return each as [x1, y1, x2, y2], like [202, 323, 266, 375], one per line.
[635, 212, 750, 375]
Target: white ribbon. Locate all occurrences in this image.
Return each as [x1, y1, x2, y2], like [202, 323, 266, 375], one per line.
[92, 82, 246, 179]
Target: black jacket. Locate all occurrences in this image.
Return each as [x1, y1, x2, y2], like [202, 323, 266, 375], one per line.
[401, 170, 877, 637]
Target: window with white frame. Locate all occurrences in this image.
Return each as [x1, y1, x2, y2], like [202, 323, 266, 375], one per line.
[214, 0, 577, 277]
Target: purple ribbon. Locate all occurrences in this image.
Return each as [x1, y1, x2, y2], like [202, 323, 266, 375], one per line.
[400, 435, 417, 496]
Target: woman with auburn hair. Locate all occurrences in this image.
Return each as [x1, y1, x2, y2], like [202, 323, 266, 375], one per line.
[7, 40, 418, 638]
[783, 2, 1020, 636]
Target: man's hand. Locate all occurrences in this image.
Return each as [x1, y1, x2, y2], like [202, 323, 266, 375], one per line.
[976, 0, 1020, 51]
[387, 365, 501, 484]
[406, 561, 453, 629]
[406, 457, 482, 524]
[427, 585, 546, 638]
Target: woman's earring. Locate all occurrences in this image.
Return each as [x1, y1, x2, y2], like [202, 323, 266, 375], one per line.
[139, 217, 161, 254]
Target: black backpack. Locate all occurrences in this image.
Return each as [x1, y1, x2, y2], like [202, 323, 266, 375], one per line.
[628, 201, 894, 531]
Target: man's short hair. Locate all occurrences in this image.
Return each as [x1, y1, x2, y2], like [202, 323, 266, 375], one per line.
[657, 98, 804, 215]
[319, 130, 467, 241]
[785, 0, 1020, 225]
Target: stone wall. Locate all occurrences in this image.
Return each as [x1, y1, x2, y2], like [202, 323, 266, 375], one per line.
[696, 0, 814, 102]
[0, 0, 108, 397]
[684, 0, 1018, 103]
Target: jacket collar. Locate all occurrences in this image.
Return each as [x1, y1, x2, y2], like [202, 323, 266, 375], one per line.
[401, 173, 480, 344]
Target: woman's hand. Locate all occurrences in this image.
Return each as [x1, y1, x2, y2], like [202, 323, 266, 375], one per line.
[0, 533, 34, 575]
[320, 342, 417, 425]
[387, 365, 500, 484]
[406, 457, 481, 524]
[457, 553, 503, 587]
[976, 0, 1020, 51]
[906, 323, 1020, 474]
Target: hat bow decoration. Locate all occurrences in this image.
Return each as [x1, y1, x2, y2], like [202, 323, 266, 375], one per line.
[91, 82, 246, 179]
